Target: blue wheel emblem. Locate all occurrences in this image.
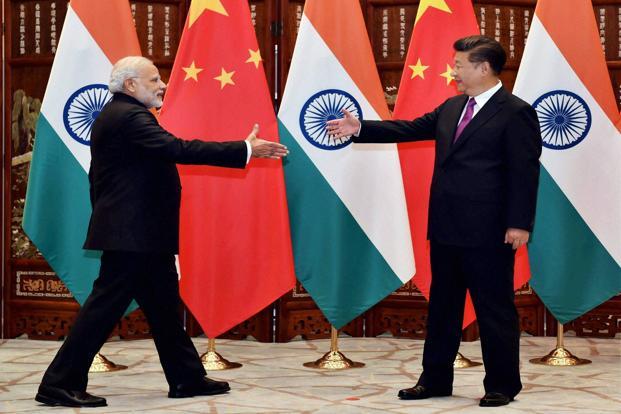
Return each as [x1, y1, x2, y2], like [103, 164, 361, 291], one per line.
[299, 89, 363, 150]
[63, 84, 112, 146]
[532, 90, 591, 150]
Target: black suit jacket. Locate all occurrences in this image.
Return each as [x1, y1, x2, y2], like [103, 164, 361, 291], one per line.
[357, 87, 542, 247]
[83, 93, 247, 253]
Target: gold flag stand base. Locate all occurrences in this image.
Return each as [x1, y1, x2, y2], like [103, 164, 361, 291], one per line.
[454, 352, 482, 368]
[530, 322, 591, 366]
[303, 350, 365, 370]
[529, 347, 592, 366]
[89, 353, 127, 373]
[303, 327, 365, 370]
[200, 338, 242, 371]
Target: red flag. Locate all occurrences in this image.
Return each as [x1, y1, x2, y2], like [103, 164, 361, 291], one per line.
[394, 0, 531, 328]
[159, 0, 295, 338]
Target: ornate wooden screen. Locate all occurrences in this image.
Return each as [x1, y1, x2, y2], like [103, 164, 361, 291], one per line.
[3, 0, 191, 340]
[3, 0, 620, 342]
[361, 0, 543, 341]
[274, 0, 621, 342]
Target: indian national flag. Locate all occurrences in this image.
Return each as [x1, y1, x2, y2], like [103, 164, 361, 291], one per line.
[513, 0, 621, 323]
[278, 0, 415, 329]
[23, 0, 140, 305]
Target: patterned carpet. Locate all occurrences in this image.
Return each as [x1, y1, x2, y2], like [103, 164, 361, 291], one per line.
[1, 335, 619, 413]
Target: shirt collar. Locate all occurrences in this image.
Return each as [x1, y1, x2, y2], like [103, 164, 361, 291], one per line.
[470, 80, 502, 109]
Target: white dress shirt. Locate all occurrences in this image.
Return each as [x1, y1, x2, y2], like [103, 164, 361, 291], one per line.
[244, 141, 252, 164]
[457, 80, 503, 124]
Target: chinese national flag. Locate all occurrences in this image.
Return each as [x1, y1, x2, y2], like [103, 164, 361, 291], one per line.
[394, 0, 531, 328]
[159, 0, 295, 338]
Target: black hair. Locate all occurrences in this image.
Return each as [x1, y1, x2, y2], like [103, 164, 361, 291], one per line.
[453, 35, 507, 75]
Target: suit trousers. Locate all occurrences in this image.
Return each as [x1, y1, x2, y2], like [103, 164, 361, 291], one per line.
[40, 251, 206, 391]
[417, 241, 522, 398]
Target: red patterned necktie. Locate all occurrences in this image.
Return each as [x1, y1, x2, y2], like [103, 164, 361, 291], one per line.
[453, 97, 476, 143]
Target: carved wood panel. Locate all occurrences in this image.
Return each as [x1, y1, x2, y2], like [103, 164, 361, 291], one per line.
[10, 305, 164, 341]
[277, 0, 304, 101]
[3, 0, 188, 341]
[275, 280, 364, 342]
[354, 0, 620, 341]
[548, 294, 621, 338]
[3, 0, 274, 344]
[363, 0, 621, 109]
[4, 0, 621, 342]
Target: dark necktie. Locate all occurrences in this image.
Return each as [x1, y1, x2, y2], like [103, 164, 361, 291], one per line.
[453, 97, 476, 143]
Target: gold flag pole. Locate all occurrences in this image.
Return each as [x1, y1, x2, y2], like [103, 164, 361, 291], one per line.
[530, 322, 591, 366]
[454, 351, 482, 368]
[200, 338, 242, 370]
[89, 353, 127, 373]
[303, 326, 364, 369]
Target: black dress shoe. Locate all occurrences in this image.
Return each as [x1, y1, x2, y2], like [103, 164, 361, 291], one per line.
[35, 384, 107, 407]
[168, 376, 230, 398]
[479, 392, 513, 407]
[398, 385, 452, 400]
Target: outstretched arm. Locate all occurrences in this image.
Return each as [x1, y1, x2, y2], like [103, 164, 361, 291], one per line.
[327, 107, 440, 144]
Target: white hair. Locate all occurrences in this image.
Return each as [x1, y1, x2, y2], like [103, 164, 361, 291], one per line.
[109, 56, 153, 93]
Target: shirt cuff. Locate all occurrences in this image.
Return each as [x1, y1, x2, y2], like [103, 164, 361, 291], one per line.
[354, 122, 362, 137]
[244, 140, 252, 164]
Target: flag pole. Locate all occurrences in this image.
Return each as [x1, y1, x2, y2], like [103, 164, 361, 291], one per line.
[529, 322, 591, 366]
[200, 338, 242, 370]
[303, 326, 364, 369]
[89, 353, 127, 373]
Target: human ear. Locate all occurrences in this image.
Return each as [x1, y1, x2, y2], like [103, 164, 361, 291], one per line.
[481, 61, 491, 75]
[124, 78, 135, 93]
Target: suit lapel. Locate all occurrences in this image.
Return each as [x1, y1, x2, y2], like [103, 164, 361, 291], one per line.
[442, 87, 508, 165]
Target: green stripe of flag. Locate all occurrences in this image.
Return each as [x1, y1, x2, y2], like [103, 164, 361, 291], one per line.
[23, 115, 101, 306]
[529, 166, 621, 324]
[279, 121, 403, 328]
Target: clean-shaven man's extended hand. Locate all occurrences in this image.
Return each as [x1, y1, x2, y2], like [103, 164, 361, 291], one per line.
[246, 124, 289, 159]
[325, 109, 361, 139]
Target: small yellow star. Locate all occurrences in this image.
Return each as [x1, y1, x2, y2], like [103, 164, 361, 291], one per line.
[440, 64, 454, 86]
[188, 0, 228, 28]
[245, 49, 263, 69]
[214, 68, 235, 89]
[408, 58, 429, 79]
[182, 61, 203, 81]
[415, 0, 452, 25]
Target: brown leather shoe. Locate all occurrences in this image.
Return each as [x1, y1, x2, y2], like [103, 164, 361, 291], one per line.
[168, 377, 230, 398]
[35, 385, 107, 407]
[398, 385, 452, 400]
[479, 392, 513, 407]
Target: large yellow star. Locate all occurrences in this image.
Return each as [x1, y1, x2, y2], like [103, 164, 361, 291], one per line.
[245, 49, 263, 69]
[415, 0, 451, 24]
[440, 64, 454, 86]
[409, 58, 429, 79]
[182, 61, 203, 81]
[188, 0, 228, 28]
[214, 68, 235, 89]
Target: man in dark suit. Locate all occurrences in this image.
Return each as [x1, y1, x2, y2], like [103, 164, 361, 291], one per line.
[327, 36, 541, 407]
[35, 56, 288, 408]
